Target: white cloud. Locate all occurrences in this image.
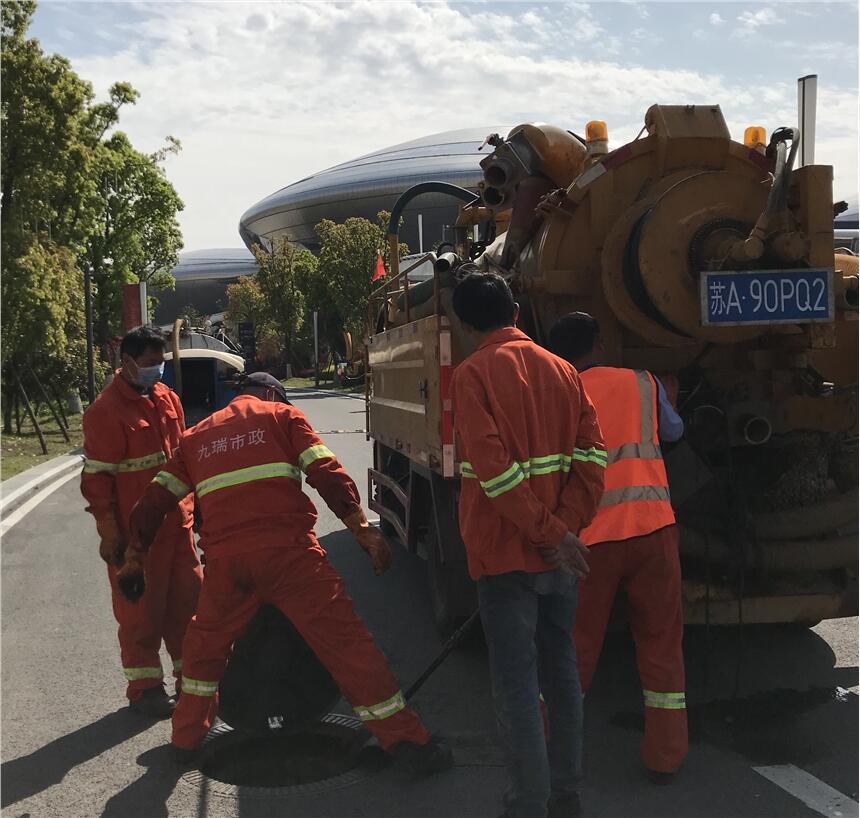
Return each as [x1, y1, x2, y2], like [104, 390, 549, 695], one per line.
[709, 13, 725, 26]
[734, 7, 785, 36]
[56, 1, 856, 249]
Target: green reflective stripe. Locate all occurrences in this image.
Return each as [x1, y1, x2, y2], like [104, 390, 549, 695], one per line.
[461, 450, 606, 490]
[599, 485, 671, 508]
[195, 462, 301, 498]
[481, 462, 526, 498]
[182, 677, 218, 696]
[173, 659, 183, 672]
[298, 444, 336, 471]
[154, 470, 191, 499]
[123, 666, 163, 681]
[607, 441, 662, 463]
[572, 447, 608, 468]
[118, 451, 167, 472]
[83, 458, 119, 474]
[354, 690, 406, 722]
[643, 690, 686, 710]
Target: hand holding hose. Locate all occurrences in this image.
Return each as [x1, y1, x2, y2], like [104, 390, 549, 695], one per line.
[343, 509, 392, 575]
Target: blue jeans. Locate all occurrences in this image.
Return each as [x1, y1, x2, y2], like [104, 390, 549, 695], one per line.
[478, 569, 583, 818]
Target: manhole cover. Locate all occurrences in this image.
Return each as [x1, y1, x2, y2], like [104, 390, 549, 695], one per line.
[182, 714, 386, 799]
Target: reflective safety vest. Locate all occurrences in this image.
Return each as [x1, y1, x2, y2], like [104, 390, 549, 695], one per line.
[578, 367, 675, 545]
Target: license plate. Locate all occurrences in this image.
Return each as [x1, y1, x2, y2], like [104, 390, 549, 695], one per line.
[700, 268, 834, 326]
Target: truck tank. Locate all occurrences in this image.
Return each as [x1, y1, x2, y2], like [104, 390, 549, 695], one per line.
[367, 104, 857, 631]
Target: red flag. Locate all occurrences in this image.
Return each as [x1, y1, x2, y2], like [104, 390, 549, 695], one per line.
[372, 253, 386, 282]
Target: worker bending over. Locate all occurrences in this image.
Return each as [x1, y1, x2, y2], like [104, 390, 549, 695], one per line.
[451, 274, 606, 818]
[122, 372, 451, 772]
[80, 325, 202, 717]
[550, 312, 687, 781]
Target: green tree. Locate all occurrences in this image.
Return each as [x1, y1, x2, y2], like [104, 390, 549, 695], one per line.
[314, 211, 407, 341]
[83, 130, 184, 343]
[1, 0, 184, 425]
[225, 275, 270, 341]
[250, 238, 317, 371]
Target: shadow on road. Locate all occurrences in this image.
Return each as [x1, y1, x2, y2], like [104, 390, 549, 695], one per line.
[99, 745, 181, 818]
[1, 709, 154, 809]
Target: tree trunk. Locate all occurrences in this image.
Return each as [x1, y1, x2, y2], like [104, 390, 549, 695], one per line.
[3, 381, 14, 436]
[15, 370, 47, 455]
[48, 383, 69, 429]
[29, 364, 70, 442]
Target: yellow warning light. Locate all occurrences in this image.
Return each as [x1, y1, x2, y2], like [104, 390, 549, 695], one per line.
[586, 120, 608, 143]
[744, 126, 767, 149]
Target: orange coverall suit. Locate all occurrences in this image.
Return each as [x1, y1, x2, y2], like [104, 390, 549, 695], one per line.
[81, 375, 202, 700]
[147, 395, 431, 752]
[574, 366, 687, 774]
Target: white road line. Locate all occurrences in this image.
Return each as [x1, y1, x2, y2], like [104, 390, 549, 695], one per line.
[0, 469, 81, 536]
[754, 764, 859, 818]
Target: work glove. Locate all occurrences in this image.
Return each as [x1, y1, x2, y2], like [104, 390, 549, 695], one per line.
[128, 485, 174, 553]
[343, 509, 392, 575]
[116, 546, 147, 603]
[95, 515, 125, 567]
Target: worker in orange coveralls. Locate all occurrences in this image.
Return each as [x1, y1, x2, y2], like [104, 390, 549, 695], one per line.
[81, 325, 202, 718]
[549, 312, 687, 783]
[121, 372, 452, 772]
[450, 274, 606, 818]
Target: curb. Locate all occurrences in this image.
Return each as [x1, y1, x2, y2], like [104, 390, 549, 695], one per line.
[285, 386, 365, 402]
[1, 451, 84, 518]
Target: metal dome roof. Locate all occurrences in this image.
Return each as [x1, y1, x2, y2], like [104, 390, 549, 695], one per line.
[170, 247, 259, 281]
[239, 126, 511, 253]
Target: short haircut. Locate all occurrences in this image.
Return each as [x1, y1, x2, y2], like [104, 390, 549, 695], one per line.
[120, 325, 167, 359]
[549, 312, 601, 362]
[452, 273, 516, 332]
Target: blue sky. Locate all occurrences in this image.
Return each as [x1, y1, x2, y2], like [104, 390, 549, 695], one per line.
[32, 1, 859, 251]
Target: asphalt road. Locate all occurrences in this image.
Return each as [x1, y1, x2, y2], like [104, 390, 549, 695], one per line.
[2, 388, 857, 818]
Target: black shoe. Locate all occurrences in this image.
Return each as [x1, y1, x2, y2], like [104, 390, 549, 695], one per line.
[548, 792, 582, 818]
[646, 769, 676, 786]
[128, 686, 175, 719]
[392, 735, 454, 775]
[171, 744, 199, 768]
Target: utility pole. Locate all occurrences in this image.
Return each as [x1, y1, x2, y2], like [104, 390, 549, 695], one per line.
[84, 266, 95, 403]
[313, 310, 320, 388]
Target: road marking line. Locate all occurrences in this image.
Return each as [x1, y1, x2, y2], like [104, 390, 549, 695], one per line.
[0, 469, 81, 536]
[754, 764, 859, 818]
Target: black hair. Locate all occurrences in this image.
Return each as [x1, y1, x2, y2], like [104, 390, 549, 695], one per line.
[549, 312, 601, 362]
[452, 273, 516, 332]
[120, 325, 167, 359]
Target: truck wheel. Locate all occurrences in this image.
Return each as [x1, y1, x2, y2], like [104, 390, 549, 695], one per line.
[424, 513, 476, 636]
[428, 549, 474, 636]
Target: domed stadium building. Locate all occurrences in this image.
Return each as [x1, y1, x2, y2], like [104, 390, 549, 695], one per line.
[153, 247, 259, 326]
[158, 127, 512, 325]
[238, 126, 511, 254]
